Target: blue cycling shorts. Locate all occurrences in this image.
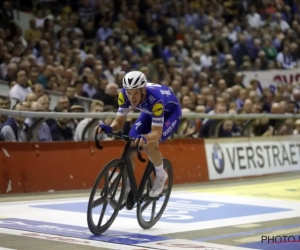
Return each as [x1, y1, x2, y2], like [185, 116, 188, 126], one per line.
[129, 108, 182, 142]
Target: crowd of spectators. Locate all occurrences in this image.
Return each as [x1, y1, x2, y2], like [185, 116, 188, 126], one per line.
[1, 0, 300, 142]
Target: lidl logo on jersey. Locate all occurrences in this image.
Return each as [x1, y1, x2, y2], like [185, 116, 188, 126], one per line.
[118, 92, 125, 106]
[152, 103, 163, 116]
[160, 90, 171, 96]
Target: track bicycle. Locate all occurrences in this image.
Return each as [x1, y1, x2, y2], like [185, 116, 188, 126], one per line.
[87, 132, 173, 235]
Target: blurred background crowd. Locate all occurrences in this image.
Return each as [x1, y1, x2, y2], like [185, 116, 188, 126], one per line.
[1, 0, 300, 142]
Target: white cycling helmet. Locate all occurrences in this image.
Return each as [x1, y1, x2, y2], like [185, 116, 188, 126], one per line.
[123, 71, 147, 89]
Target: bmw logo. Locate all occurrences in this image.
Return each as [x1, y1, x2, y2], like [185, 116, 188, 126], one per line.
[212, 144, 225, 174]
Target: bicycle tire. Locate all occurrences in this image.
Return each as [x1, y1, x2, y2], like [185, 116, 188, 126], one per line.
[136, 158, 173, 229]
[87, 159, 126, 235]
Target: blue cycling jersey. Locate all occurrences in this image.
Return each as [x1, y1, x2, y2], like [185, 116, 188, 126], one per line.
[117, 83, 180, 127]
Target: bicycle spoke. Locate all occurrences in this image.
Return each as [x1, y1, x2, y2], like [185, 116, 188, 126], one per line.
[92, 197, 105, 208]
[100, 171, 110, 197]
[97, 201, 108, 227]
[110, 171, 123, 199]
[109, 199, 118, 210]
[108, 167, 118, 183]
[150, 201, 156, 221]
[141, 200, 152, 213]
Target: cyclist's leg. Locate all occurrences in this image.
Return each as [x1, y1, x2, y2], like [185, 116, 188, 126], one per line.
[129, 112, 152, 169]
[145, 109, 181, 197]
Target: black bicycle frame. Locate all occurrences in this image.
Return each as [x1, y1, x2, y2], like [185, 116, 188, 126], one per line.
[95, 132, 155, 204]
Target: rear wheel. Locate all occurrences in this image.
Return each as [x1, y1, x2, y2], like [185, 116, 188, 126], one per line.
[87, 159, 126, 235]
[136, 159, 173, 229]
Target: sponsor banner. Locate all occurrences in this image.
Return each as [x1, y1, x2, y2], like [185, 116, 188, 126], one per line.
[137, 239, 257, 250]
[0, 218, 167, 245]
[205, 137, 300, 180]
[242, 68, 300, 89]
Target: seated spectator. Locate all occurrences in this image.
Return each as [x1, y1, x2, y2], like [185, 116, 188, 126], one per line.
[24, 93, 37, 105]
[69, 104, 85, 132]
[101, 83, 119, 108]
[55, 96, 70, 111]
[83, 73, 97, 98]
[0, 103, 28, 142]
[199, 103, 227, 138]
[37, 95, 50, 111]
[74, 100, 108, 141]
[25, 101, 52, 142]
[0, 95, 10, 126]
[50, 107, 73, 141]
[293, 119, 300, 135]
[65, 85, 80, 106]
[31, 84, 44, 99]
[9, 69, 32, 102]
[218, 120, 241, 137]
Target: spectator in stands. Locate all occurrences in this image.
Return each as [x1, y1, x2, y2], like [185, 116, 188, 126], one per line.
[0, 1, 14, 29]
[0, 95, 10, 125]
[25, 93, 37, 105]
[31, 84, 44, 99]
[65, 85, 80, 106]
[74, 100, 108, 141]
[199, 103, 227, 138]
[55, 96, 70, 111]
[83, 73, 97, 98]
[0, 103, 28, 142]
[50, 107, 73, 141]
[2, 63, 18, 82]
[101, 83, 119, 108]
[25, 101, 52, 142]
[9, 70, 32, 102]
[293, 119, 300, 135]
[1, 0, 300, 141]
[37, 95, 50, 112]
[24, 19, 41, 42]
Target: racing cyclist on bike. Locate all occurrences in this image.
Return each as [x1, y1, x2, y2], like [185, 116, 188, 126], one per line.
[96, 71, 182, 197]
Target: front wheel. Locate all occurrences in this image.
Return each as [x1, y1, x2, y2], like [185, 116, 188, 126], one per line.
[136, 158, 173, 229]
[87, 159, 127, 235]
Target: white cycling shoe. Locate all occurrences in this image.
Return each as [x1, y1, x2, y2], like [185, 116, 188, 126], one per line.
[149, 170, 168, 197]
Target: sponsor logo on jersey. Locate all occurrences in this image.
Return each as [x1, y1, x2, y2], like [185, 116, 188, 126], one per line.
[148, 95, 156, 104]
[163, 119, 177, 136]
[152, 118, 163, 124]
[118, 92, 125, 106]
[160, 89, 171, 96]
[135, 121, 142, 130]
[152, 103, 164, 117]
[117, 108, 125, 113]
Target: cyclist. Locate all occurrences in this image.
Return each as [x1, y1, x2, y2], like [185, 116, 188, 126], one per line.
[96, 71, 181, 197]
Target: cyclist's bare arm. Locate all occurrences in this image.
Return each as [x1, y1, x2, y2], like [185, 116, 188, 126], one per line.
[95, 115, 127, 134]
[110, 115, 127, 132]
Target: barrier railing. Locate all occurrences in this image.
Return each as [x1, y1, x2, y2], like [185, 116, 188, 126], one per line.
[1, 109, 300, 119]
[1, 109, 298, 141]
